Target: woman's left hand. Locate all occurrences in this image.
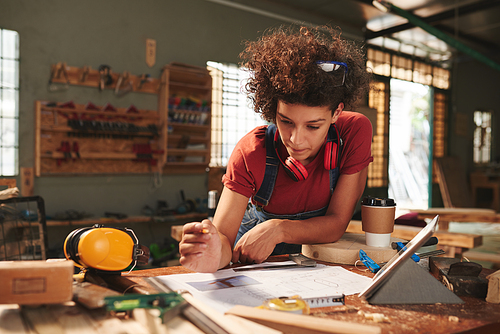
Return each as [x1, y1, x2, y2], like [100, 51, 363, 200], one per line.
[231, 219, 281, 264]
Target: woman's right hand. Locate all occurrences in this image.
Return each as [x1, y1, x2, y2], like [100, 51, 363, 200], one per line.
[179, 219, 222, 273]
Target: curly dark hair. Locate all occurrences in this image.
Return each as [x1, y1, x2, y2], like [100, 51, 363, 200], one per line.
[240, 25, 372, 122]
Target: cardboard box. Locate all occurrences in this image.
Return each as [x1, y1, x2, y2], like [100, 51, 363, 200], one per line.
[0, 260, 74, 305]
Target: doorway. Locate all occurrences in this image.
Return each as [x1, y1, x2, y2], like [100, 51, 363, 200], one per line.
[388, 78, 432, 210]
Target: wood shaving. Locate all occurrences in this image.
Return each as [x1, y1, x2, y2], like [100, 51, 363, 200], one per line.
[358, 310, 391, 323]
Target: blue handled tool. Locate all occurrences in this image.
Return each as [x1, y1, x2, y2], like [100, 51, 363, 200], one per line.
[392, 241, 420, 262]
[359, 249, 381, 273]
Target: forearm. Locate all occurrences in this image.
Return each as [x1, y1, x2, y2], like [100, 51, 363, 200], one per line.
[217, 232, 234, 269]
[274, 213, 349, 245]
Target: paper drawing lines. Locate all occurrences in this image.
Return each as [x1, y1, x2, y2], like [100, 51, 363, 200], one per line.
[187, 275, 261, 292]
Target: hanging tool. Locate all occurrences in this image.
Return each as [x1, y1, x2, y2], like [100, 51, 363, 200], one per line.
[72, 142, 80, 159]
[99, 65, 113, 90]
[80, 65, 91, 83]
[48, 62, 70, 91]
[115, 71, 133, 96]
[137, 73, 151, 90]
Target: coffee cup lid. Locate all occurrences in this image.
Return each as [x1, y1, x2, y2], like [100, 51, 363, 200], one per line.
[361, 196, 396, 207]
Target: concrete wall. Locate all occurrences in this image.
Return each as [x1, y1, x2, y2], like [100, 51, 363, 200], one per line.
[449, 57, 500, 175]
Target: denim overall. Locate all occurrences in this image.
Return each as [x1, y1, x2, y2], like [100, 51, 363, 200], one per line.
[235, 124, 342, 255]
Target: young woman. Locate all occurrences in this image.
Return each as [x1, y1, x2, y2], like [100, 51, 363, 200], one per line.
[180, 25, 373, 273]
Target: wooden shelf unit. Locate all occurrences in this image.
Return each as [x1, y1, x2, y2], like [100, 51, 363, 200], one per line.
[35, 62, 212, 176]
[158, 63, 212, 174]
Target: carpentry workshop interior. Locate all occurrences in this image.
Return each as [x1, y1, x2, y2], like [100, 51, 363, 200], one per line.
[1, 0, 500, 333]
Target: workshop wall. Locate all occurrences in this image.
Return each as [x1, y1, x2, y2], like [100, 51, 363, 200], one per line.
[0, 0, 314, 218]
[450, 59, 500, 173]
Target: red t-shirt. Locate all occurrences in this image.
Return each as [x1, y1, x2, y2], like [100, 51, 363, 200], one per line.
[222, 111, 373, 215]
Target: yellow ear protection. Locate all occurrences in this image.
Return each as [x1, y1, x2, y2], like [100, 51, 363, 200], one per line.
[64, 224, 149, 272]
[274, 124, 341, 182]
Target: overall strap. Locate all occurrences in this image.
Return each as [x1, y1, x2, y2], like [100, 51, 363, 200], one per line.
[253, 124, 280, 206]
[327, 124, 343, 193]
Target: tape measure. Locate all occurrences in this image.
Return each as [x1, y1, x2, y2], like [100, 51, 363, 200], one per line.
[259, 296, 310, 314]
[302, 295, 345, 308]
[259, 294, 345, 314]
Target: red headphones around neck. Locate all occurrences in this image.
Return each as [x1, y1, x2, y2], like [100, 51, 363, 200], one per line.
[273, 124, 341, 182]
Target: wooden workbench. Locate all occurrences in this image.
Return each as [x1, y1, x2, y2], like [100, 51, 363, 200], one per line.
[411, 208, 500, 231]
[46, 212, 208, 227]
[2, 256, 499, 334]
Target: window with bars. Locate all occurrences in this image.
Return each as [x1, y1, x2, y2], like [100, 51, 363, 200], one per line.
[207, 61, 268, 167]
[0, 29, 19, 176]
[473, 110, 492, 165]
[366, 46, 450, 188]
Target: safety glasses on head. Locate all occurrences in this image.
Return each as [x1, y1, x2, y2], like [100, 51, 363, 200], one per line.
[316, 61, 348, 87]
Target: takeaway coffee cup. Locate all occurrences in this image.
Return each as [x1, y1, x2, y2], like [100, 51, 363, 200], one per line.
[361, 196, 396, 248]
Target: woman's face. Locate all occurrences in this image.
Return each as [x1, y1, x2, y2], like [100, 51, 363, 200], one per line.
[275, 101, 342, 166]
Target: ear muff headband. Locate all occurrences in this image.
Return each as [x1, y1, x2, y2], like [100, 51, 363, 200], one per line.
[324, 124, 340, 170]
[273, 129, 308, 181]
[63, 226, 93, 268]
[273, 124, 341, 181]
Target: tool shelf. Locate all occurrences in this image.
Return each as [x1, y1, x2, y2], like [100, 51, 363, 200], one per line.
[36, 62, 212, 176]
[49, 63, 160, 94]
[158, 63, 212, 174]
[35, 100, 163, 176]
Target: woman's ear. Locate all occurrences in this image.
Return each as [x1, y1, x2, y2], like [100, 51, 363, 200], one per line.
[331, 103, 344, 124]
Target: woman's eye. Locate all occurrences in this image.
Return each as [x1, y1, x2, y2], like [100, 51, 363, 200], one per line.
[280, 119, 292, 125]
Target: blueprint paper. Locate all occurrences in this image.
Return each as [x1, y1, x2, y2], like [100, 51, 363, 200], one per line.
[158, 262, 372, 314]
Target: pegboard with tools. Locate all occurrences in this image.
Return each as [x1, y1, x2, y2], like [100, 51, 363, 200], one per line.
[38, 62, 212, 176]
[35, 100, 163, 175]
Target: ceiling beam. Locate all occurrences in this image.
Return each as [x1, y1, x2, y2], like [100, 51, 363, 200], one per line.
[365, 0, 500, 40]
[374, 1, 500, 72]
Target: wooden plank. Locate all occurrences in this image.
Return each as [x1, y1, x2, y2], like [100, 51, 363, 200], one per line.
[46, 216, 153, 227]
[226, 305, 382, 334]
[0, 304, 30, 333]
[47, 213, 206, 227]
[414, 211, 500, 224]
[347, 220, 482, 249]
[49, 63, 160, 94]
[411, 208, 496, 215]
[35, 101, 42, 176]
[21, 306, 67, 334]
[0, 178, 17, 189]
[302, 233, 400, 265]
[463, 250, 500, 264]
[172, 221, 483, 250]
[181, 292, 258, 334]
[43, 152, 161, 160]
[0, 260, 73, 305]
[435, 156, 473, 208]
[20, 167, 34, 197]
